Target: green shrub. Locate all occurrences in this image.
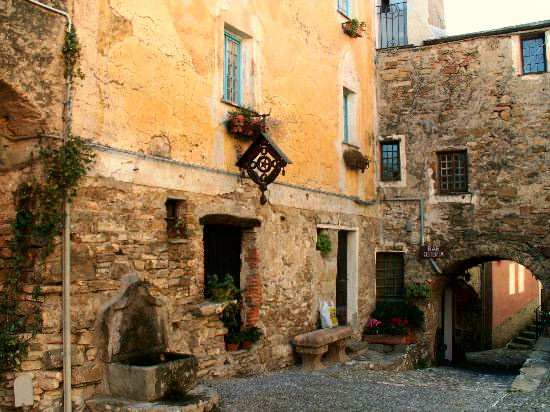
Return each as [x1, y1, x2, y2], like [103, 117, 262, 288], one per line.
[405, 282, 432, 300]
[316, 232, 332, 257]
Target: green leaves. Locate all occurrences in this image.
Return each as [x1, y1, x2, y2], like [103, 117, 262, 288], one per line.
[1, 135, 94, 372]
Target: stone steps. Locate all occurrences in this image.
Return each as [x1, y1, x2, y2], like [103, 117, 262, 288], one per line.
[520, 330, 537, 339]
[514, 336, 536, 345]
[506, 324, 537, 350]
[507, 342, 532, 350]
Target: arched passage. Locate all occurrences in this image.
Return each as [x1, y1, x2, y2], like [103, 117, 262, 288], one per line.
[0, 79, 47, 171]
[432, 253, 545, 366]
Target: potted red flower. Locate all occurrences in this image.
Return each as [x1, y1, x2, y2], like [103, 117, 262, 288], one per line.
[226, 107, 268, 139]
[342, 18, 366, 38]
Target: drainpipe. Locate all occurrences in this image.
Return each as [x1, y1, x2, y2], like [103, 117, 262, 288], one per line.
[381, 197, 442, 274]
[23, 1, 73, 411]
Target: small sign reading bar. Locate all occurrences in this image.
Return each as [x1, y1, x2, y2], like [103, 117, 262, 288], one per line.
[420, 244, 448, 258]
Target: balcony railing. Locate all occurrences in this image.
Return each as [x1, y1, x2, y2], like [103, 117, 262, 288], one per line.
[377, 1, 408, 48]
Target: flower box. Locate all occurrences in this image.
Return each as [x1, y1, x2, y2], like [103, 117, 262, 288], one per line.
[227, 112, 266, 139]
[363, 334, 408, 345]
[342, 20, 366, 38]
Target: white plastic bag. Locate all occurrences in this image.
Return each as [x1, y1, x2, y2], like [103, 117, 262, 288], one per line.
[320, 300, 339, 329]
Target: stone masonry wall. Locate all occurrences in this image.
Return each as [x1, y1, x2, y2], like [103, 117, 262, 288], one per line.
[0, 172, 377, 410]
[376, 27, 550, 355]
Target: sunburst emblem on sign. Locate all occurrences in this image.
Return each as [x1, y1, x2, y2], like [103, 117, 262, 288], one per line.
[236, 132, 291, 205]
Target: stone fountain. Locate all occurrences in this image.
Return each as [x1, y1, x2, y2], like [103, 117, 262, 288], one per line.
[86, 274, 219, 411]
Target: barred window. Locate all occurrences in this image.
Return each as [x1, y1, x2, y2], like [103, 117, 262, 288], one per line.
[438, 151, 468, 193]
[522, 36, 546, 74]
[224, 32, 241, 104]
[376, 253, 404, 302]
[381, 141, 401, 181]
[338, 0, 350, 16]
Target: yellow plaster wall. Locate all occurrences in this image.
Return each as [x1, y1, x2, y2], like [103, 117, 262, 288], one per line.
[72, 0, 376, 199]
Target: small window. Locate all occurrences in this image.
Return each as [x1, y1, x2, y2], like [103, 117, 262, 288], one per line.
[376, 252, 404, 302]
[380, 0, 390, 14]
[338, 0, 350, 16]
[438, 151, 468, 193]
[522, 35, 546, 74]
[165, 199, 178, 223]
[381, 141, 401, 181]
[224, 32, 241, 104]
[342, 87, 357, 145]
[343, 92, 350, 143]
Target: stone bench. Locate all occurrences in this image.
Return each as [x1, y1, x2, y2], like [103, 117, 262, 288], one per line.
[293, 326, 353, 370]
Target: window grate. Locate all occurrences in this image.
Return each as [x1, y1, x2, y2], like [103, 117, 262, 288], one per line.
[224, 33, 241, 104]
[438, 151, 467, 193]
[376, 252, 404, 302]
[522, 36, 546, 74]
[381, 141, 401, 181]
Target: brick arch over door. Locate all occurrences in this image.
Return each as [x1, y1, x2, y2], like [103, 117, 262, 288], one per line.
[436, 242, 549, 289]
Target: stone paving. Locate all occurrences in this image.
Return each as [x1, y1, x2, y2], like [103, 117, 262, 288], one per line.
[211, 363, 549, 411]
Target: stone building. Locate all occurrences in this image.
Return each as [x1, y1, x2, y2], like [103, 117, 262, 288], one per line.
[0, 0, 549, 409]
[376, 19, 550, 361]
[0, 0, 379, 409]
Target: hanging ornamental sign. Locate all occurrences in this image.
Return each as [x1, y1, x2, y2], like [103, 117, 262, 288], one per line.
[236, 132, 291, 205]
[419, 244, 449, 258]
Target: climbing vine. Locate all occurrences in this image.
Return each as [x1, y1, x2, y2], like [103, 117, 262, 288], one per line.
[62, 25, 84, 80]
[0, 25, 92, 372]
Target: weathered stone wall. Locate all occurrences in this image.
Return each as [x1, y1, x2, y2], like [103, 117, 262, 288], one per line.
[376, 26, 550, 356]
[0, 160, 379, 409]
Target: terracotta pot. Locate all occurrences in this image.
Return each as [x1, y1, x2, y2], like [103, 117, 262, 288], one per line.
[225, 343, 239, 351]
[406, 328, 417, 344]
[342, 21, 364, 38]
[363, 334, 407, 345]
[240, 340, 252, 350]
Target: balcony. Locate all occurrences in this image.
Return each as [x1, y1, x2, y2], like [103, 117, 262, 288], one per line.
[377, 1, 408, 48]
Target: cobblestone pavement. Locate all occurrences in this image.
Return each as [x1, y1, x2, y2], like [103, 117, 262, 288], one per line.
[211, 364, 549, 411]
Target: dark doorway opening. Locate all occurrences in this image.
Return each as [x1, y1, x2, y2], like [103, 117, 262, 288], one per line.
[336, 231, 348, 325]
[203, 224, 242, 288]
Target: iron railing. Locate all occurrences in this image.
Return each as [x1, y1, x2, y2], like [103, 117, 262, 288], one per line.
[377, 1, 408, 48]
[535, 305, 550, 338]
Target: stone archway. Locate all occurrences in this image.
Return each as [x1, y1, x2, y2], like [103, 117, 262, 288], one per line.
[437, 243, 549, 289]
[0, 79, 47, 171]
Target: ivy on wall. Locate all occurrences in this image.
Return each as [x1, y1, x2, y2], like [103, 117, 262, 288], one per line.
[0, 25, 93, 372]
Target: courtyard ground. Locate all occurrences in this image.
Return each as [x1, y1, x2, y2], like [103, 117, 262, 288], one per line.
[211, 363, 550, 411]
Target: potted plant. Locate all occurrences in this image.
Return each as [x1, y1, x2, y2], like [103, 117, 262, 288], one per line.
[226, 106, 269, 139]
[240, 326, 262, 349]
[343, 149, 370, 172]
[363, 301, 424, 345]
[342, 18, 366, 38]
[224, 331, 242, 351]
[206, 274, 243, 302]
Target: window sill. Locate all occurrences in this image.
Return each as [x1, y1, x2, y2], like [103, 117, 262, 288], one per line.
[337, 10, 352, 20]
[342, 141, 360, 149]
[520, 71, 547, 76]
[221, 98, 247, 110]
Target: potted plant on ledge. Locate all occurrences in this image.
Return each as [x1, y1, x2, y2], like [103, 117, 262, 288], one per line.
[225, 331, 242, 351]
[342, 18, 366, 38]
[240, 326, 262, 350]
[226, 106, 269, 139]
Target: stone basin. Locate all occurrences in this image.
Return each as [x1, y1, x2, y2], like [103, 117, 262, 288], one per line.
[106, 352, 198, 402]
